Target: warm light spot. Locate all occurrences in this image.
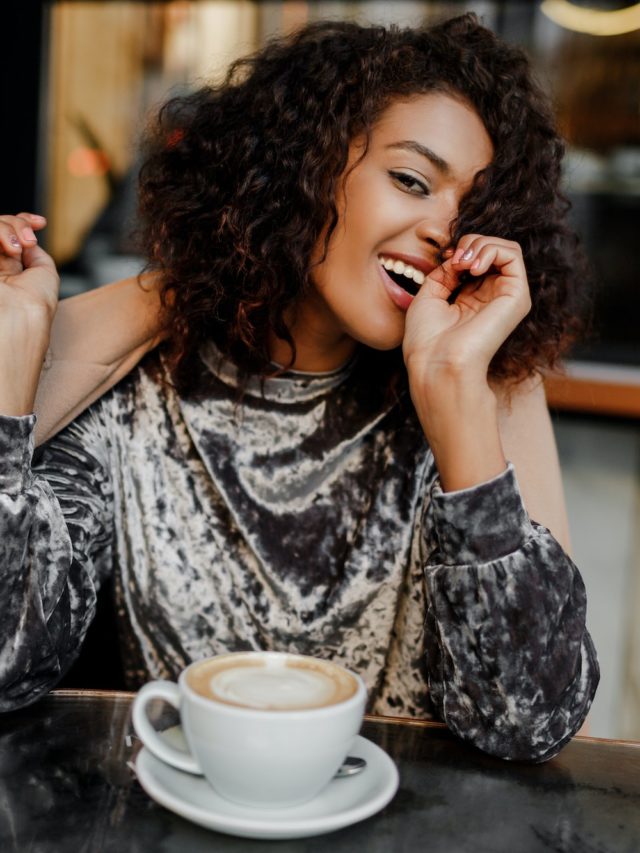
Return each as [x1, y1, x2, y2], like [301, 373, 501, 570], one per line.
[541, 0, 640, 36]
[166, 128, 185, 149]
[67, 146, 110, 177]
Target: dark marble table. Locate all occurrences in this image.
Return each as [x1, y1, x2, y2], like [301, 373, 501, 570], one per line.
[0, 689, 638, 852]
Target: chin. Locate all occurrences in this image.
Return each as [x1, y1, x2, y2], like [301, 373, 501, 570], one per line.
[349, 318, 405, 352]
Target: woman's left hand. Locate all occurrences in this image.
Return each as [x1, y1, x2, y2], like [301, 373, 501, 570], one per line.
[402, 234, 532, 385]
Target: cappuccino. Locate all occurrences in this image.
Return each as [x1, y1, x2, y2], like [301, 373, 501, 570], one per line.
[134, 650, 367, 807]
[186, 652, 357, 710]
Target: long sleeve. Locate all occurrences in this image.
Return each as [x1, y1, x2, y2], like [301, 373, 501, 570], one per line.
[0, 409, 114, 711]
[422, 463, 599, 762]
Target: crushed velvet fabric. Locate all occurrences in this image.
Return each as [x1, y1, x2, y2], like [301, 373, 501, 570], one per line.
[0, 345, 598, 760]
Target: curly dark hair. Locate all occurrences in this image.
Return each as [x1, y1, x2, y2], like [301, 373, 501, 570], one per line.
[137, 12, 589, 396]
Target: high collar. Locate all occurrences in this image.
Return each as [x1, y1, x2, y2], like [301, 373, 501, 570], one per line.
[199, 341, 359, 405]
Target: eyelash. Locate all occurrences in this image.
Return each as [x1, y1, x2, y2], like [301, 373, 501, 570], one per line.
[389, 170, 430, 197]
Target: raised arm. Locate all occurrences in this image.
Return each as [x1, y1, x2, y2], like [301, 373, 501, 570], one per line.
[404, 235, 599, 761]
[0, 214, 114, 710]
[0, 213, 57, 418]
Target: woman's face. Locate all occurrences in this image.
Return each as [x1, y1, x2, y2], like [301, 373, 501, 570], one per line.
[285, 92, 493, 371]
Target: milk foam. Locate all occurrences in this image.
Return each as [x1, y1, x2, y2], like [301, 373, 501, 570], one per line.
[209, 665, 337, 710]
[187, 653, 358, 710]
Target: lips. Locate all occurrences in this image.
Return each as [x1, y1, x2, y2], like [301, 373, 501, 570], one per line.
[377, 251, 437, 311]
[378, 265, 414, 310]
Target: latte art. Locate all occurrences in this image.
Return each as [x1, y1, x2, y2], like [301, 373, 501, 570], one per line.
[187, 653, 357, 710]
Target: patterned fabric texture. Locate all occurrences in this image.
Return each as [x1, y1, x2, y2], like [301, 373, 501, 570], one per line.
[0, 345, 599, 760]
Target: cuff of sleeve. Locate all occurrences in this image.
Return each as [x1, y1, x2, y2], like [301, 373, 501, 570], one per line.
[0, 415, 36, 495]
[428, 462, 534, 565]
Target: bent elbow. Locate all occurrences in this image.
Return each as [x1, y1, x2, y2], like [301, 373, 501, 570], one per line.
[442, 670, 599, 763]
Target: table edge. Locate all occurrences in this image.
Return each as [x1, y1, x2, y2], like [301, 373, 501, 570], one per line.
[49, 691, 640, 748]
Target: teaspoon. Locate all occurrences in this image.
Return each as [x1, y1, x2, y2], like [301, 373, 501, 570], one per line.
[334, 755, 367, 778]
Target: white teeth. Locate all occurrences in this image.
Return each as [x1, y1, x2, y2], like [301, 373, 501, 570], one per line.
[379, 255, 425, 287]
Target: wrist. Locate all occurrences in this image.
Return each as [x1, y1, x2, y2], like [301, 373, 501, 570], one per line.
[407, 355, 496, 424]
[0, 317, 51, 417]
[404, 346, 489, 391]
[408, 365, 506, 492]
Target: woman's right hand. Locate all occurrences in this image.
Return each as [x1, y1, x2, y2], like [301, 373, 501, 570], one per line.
[0, 213, 60, 417]
[0, 213, 58, 317]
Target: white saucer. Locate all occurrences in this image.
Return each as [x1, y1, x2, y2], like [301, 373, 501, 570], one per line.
[133, 734, 399, 840]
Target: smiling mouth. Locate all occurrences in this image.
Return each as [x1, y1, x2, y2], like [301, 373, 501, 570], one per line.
[378, 256, 425, 297]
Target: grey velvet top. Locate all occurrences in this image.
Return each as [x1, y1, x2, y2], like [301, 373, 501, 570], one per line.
[0, 344, 599, 761]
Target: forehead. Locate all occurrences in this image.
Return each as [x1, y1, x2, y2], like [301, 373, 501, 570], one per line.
[369, 92, 494, 177]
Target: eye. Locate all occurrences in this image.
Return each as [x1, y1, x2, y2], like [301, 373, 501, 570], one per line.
[388, 170, 430, 197]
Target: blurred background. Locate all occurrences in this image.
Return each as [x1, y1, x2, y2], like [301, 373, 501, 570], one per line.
[5, 1, 640, 739]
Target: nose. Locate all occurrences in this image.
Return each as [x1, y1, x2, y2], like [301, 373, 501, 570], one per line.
[414, 199, 457, 252]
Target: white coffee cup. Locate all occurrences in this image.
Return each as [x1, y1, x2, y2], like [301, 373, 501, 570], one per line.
[132, 651, 367, 808]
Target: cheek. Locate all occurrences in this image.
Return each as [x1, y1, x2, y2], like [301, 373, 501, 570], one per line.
[335, 172, 388, 244]
[312, 173, 402, 275]
[343, 184, 420, 247]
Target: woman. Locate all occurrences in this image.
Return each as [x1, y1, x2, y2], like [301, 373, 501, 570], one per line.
[0, 14, 598, 761]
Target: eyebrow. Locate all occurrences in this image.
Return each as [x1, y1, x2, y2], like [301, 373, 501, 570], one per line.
[386, 141, 451, 176]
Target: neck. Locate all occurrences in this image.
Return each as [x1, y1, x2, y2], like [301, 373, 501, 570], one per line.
[268, 296, 358, 373]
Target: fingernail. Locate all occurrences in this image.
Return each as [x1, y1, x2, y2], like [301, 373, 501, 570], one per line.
[462, 248, 474, 261]
[22, 228, 37, 243]
[471, 258, 481, 270]
[9, 235, 20, 248]
[452, 249, 464, 264]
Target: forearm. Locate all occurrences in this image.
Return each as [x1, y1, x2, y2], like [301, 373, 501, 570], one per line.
[407, 359, 506, 492]
[0, 311, 50, 416]
[422, 465, 599, 761]
[0, 413, 112, 710]
[0, 214, 59, 416]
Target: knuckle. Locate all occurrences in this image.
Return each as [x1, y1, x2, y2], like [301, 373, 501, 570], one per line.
[0, 214, 34, 231]
[520, 290, 532, 313]
[0, 258, 23, 275]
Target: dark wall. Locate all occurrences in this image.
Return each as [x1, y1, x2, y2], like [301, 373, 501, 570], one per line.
[2, 2, 46, 214]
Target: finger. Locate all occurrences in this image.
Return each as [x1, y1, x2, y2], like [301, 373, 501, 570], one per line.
[0, 229, 24, 255]
[17, 212, 47, 234]
[451, 238, 521, 277]
[450, 235, 518, 268]
[0, 254, 24, 277]
[450, 234, 483, 265]
[0, 215, 40, 254]
[454, 278, 486, 308]
[466, 243, 524, 279]
[20, 242, 58, 276]
[421, 257, 462, 299]
[16, 212, 47, 228]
